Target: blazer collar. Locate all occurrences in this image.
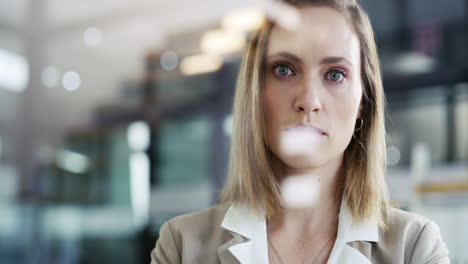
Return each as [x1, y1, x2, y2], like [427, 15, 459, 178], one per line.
[218, 197, 379, 264]
[336, 197, 379, 244]
[328, 197, 378, 264]
[218, 203, 269, 264]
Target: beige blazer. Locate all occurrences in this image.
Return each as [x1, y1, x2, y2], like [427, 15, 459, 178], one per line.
[150, 200, 450, 264]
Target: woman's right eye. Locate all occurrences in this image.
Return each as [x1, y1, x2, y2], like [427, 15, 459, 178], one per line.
[272, 64, 296, 78]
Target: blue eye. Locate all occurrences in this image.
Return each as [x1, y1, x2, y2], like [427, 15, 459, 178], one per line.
[273, 64, 295, 78]
[326, 70, 346, 82]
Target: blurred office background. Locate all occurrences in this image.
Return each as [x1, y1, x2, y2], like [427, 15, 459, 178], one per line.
[0, 0, 467, 263]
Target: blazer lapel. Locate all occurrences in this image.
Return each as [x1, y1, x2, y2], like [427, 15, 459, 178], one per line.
[217, 232, 246, 264]
[329, 243, 372, 264]
[217, 204, 269, 264]
[327, 197, 378, 264]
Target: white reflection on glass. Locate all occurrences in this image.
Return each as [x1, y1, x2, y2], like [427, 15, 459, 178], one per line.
[281, 174, 320, 208]
[62, 71, 81, 91]
[280, 129, 322, 156]
[260, 0, 301, 31]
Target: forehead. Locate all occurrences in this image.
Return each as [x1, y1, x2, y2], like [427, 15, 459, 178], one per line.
[267, 6, 360, 64]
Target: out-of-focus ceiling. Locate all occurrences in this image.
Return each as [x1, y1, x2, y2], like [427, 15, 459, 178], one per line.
[0, 0, 267, 128]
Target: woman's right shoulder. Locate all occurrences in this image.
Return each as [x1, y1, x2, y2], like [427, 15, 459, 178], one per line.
[166, 204, 230, 233]
[150, 204, 231, 263]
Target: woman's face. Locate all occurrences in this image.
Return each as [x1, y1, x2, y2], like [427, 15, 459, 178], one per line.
[263, 6, 363, 173]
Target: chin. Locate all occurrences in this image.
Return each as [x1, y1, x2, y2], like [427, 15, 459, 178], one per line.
[282, 154, 326, 173]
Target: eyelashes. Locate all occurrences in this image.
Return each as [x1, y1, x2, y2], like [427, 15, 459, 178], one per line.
[270, 62, 348, 84]
[325, 69, 347, 83]
[272, 63, 296, 78]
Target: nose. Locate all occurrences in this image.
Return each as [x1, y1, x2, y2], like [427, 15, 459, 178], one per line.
[293, 82, 322, 113]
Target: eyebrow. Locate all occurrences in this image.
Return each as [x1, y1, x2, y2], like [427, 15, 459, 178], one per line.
[267, 52, 353, 66]
[320, 56, 353, 66]
[268, 52, 303, 65]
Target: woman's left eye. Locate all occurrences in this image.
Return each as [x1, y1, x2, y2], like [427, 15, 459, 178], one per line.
[326, 70, 346, 82]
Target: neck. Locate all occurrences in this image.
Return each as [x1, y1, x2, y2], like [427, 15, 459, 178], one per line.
[270, 154, 343, 236]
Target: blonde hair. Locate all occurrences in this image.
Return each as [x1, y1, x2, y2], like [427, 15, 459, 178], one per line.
[220, 0, 389, 228]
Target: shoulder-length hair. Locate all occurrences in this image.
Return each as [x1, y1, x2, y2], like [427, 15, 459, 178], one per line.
[219, 0, 389, 228]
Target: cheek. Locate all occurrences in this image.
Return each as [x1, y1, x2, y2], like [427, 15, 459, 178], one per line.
[330, 86, 362, 133]
[263, 86, 289, 143]
[264, 87, 282, 126]
[338, 96, 360, 121]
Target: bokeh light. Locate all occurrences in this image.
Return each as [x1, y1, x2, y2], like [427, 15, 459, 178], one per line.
[200, 29, 245, 55]
[160, 51, 179, 71]
[222, 8, 265, 32]
[41, 66, 59, 88]
[83, 27, 103, 46]
[127, 121, 150, 152]
[0, 49, 29, 92]
[223, 114, 233, 136]
[62, 71, 81, 91]
[387, 145, 401, 166]
[180, 54, 223, 76]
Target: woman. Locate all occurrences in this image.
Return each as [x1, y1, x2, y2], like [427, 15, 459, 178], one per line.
[151, 0, 450, 263]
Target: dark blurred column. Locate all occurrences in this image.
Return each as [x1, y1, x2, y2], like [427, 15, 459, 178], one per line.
[138, 52, 160, 264]
[212, 62, 236, 201]
[395, 0, 411, 50]
[143, 52, 160, 187]
[17, 0, 47, 200]
[446, 86, 456, 162]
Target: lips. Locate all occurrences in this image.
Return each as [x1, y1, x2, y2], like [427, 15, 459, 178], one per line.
[285, 123, 327, 135]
